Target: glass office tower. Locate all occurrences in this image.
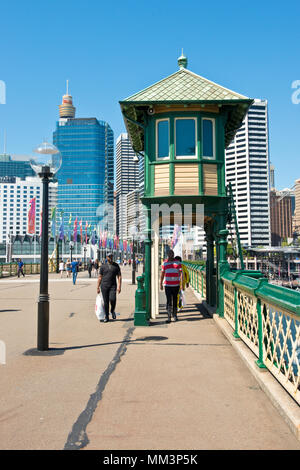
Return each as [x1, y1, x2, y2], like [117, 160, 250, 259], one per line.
[0, 154, 35, 179]
[53, 93, 114, 237]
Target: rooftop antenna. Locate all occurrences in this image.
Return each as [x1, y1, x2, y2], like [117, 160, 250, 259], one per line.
[66, 79, 69, 95]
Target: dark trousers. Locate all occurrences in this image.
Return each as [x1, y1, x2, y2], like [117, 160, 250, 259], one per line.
[18, 268, 25, 277]
[165, 286, 179, 318]
[101, 285, 117, 319]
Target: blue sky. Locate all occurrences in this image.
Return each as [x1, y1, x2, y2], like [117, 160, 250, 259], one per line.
[0, 0, 299, 189]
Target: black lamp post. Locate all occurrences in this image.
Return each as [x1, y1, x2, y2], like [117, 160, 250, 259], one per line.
[83, 245, 87, 269]
[70, 241, 74, 262]
[56, 235, 60, 274]
[129, 226, 138, 285]
[30, 141, 61, 351]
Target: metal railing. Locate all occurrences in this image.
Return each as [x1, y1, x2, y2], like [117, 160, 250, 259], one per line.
[0, 262, 43, 278]
[222, 271, 300, 405]
[184, 261, 300, 405]
[185, 263, 206, 299]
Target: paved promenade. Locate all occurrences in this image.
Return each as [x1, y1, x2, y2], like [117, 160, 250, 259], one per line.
[0, 266, 299, 450]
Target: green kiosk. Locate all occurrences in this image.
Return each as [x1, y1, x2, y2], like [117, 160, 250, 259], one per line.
[120, 54, 253, 325]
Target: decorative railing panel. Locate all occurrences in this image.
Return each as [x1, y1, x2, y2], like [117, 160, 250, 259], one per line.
[223, 280, 235, 329]
[262, 301, 299, 404]
[237, 290, 259, 356]
[184, 262, 300, 405]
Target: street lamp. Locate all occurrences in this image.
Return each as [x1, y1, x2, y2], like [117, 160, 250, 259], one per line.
[129, 225, 138, 284]
[30, 141, 61, 351]
[83, 245, 87, 269]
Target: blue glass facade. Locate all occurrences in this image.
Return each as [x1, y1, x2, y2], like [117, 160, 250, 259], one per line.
[53, 118, 114, 236]
[0, 154, 35, 179]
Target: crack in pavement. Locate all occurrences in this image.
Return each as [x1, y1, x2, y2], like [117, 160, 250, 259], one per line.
[63, 325, 135, 450]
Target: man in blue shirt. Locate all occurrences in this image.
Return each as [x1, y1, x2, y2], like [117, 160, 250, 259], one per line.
[17, 259, 25, 278]
[71, 260, 79, 285]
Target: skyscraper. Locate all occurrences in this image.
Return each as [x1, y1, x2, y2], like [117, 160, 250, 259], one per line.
[116, 133, 139, 238]
[270, 189, 293, 245]
[0, 154, 35, 179]
[225, 99, 271, 247]
[53, 90, 114, 237]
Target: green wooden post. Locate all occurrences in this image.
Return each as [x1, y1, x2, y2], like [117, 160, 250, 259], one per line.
[217, 227, 230, 317]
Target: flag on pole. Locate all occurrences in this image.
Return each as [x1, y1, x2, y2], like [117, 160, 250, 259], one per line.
[27, 197, 36, 235]
[59, 211, 64, 240]
[73, 216, 78, 242]
[79, 220, 83, 244]
[68, 213, 72, 241]
[91, 227, 96, 245]
[85, 222, 88, 244]
[171, 224, 180, 249]
[51, 207, 56, 238]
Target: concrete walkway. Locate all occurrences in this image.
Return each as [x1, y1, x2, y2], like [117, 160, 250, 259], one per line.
[0, 267, 299, 450]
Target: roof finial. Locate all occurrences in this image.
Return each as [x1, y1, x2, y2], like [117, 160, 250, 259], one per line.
[178, 50, 187, 69]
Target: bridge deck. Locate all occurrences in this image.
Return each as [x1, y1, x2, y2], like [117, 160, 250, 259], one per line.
[0, 266, 299, 450]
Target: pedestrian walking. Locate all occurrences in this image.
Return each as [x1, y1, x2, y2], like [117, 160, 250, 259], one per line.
[96, 253, 122, 323]
[160, 249, 182, 323]
[59, 259, 65, 278]
[66, 259, 71, 278]
[17, 258, 25, 278]
[88, 259, 94, 278]
[71, 260, 79, 285]
[94, 259, 99, 277]
[174, 256, 189, 310]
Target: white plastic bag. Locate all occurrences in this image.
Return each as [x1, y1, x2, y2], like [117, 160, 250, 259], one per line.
[181, 290, 187, 307]
[95, 293, 105, 320]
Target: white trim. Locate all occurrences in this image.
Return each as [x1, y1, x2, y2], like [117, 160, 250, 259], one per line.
[174, 117, 197, 159]
[156, 118, 170, 160]
[202, 118, 216, 160]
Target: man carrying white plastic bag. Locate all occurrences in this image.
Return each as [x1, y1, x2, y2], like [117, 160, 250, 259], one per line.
[95, 292, 105, 321]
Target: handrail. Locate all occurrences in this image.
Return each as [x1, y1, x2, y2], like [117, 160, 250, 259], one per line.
[221, 271, 300, 405]
[184, 261, 300, 405]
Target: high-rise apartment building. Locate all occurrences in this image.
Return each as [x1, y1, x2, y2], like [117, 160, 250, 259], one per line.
[0, 176, 57, 243]
[225, 99, 270, 247]
[116, 133, 139, 238]
[53, 91, 114, 235]
[270, 188, 293, 245]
